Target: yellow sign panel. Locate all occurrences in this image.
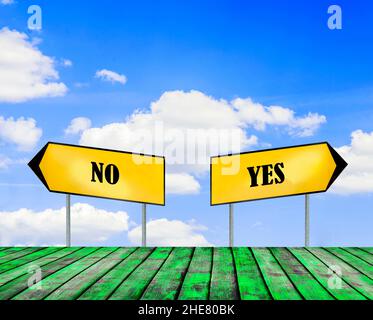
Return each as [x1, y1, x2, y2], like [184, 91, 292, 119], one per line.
[211, 143, 347, 205]
[29, 142, 165, 205]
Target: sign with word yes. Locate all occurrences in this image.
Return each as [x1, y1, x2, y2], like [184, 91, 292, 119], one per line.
[210, 142, 347, 205]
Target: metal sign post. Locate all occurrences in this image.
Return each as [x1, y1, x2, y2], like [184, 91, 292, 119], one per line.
[229, 203, 234, 247]
[28, 142, 165, 247]
[142, 203, 147, 247]
[66, 194, 71, 247]
[305, 194, 310, 247]
[211, 142, 347, 248]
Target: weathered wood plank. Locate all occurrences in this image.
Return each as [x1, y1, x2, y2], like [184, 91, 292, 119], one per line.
[45, 248, 136, 300]
[13, 247, 117, 300]
[342, 248, 373, 265]
[79, 247, 154, 300]
[209, 247, 239, 300]
[307, 248, 373, 299]
[289, 248, 366, 300]
[271, 248, 333, 300]
[0, 247, 371, 301]
[232, 247, 270, 300]
[0, 248, 27, 259]
[0, 247, 96, 300]
[109, 247, 172, 300]
[252, 248, 301, 300]
[142, 247, 194, 300]
[0, 247, 61, 275]
[0, 247, 43, 264]
[360, 247, 373, 255]
[325, 248, 372, 279]
[0, 248, 80, 287]
[178, 247, 212, 300]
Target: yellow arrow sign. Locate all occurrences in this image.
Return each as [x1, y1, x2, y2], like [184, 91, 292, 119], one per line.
[29, 142, 165, 205]
[211, 142, 347, 205]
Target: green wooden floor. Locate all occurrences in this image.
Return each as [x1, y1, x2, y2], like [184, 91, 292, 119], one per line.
[0, 247, 371, 300]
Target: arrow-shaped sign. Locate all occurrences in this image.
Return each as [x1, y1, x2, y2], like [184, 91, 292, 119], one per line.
[210, 142, 347, 205]
[29, 142, 165, 205]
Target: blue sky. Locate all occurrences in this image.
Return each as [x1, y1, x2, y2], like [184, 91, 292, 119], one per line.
[0, 0, 372, 247]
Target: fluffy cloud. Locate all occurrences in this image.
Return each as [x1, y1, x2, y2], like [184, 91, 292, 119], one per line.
[95, 69, 127, 85]
[62, 59, 72, 67]
[79, 90, 257, 177]
[0, 203, 129, 246]
[0, 28, 67, 103]
[0, 116, 42, 151]
[0, 156, 27, 170]
[331, 130, 373, 194]
[0, 155, 11, 169]
[233, 98, 326, 137]
[166, 173, 200, 194]
[65, 117, 92, 135]
[79, 90, 325, 186]
[128, 218, 212, 246]
[1, 0, 14, 5]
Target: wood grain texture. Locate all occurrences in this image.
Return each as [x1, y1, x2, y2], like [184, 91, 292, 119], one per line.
[209, 247, 239, 300]
[109, 247, 172, 300]
[271, 248, 333, 300]
[289, 247, 366, 300]
[0, 247, 371, 300]
[141, 247, 194, 300]
[307, 248, 373, 299]
[325, 248, 372, 279]
[178, 247, 213, 300]
[252, 248, 302, 300]
[342, 248, 373, 265]
[233, 247, 270, 300]
[79, 247, 154, 300]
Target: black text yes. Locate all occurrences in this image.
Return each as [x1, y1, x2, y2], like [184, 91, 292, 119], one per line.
[247, 163, 285, 187]
[91, 162, 119, 185]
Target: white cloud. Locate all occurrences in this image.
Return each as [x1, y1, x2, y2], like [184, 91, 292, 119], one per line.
[0, 156, 27, 170]
[79, 90, 325, 193]
[166, 173, 200, 194]
[331, 130, 373, 194]
[0, 27, 68, 103]
[1, 0, 14, 5]
[79, 90, 258, 177]
[233, 98, 326, 137]
[251, 221, 263, 228]
[65, 117, 92, 135]
[95, 69, 127, 85]
[74, 82, 89, 88]
[0, 116, 42, 151]
[128, 218, 212, 246]
[0, 155, 11, 169]
[62, 59, 72, 67]
[0, 203, 129, 246]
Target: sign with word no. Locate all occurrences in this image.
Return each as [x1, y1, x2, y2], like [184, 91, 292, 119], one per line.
[29, 142, 165, 205]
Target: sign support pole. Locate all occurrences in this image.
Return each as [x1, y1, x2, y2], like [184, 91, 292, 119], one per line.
[229, 203, 234, 247]
[142, 203, 146, 247]
[66, 194, 71, 247]
[305, 194, 310, 247]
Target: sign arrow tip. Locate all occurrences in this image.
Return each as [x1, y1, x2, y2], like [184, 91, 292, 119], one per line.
[326, 144, 348, 190]
[28, 143, 50, 190]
